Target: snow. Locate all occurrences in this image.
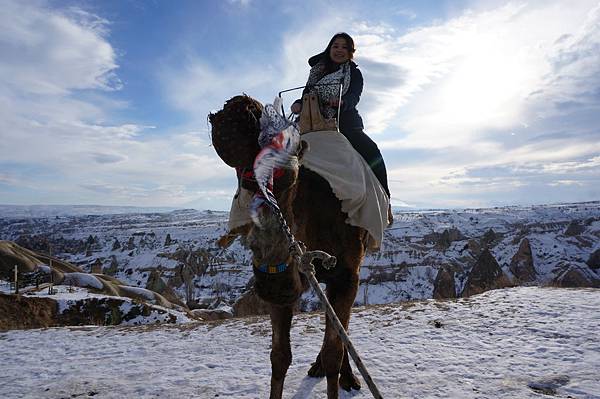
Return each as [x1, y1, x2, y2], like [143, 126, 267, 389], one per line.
[12, 284, 192, 325]
[62, 272, 104, 289]
[1, 287, 599, 398]
[0, 279, 12, 294]
[36, 265, 51, 274]
[23, 285, 113, 312]
[117, 301, 193, 326]
[119, 285, 157, 302]
[0, 205, 177, 218]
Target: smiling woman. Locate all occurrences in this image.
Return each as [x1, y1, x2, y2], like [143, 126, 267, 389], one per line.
[291, 33, 392, 204]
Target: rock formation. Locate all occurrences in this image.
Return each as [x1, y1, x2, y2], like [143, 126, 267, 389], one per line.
[553, 266, 600, 288]
[462, 249, 511, 297]
[509, 238, 536, 282]
[424, 228, 465, 250]
[586, 249, 600, 270]
[564, 220, 585, 237]
[232, 286, 271, 317]
[481, 228, 499, 248]
[433, 267, 456, 299]
[145, 269, 186, 307]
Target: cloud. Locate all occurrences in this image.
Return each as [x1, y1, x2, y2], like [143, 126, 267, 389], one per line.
[161, 3, 358, 118]
[394, 8, 417, 20]
[90, 152, 127, 164]
[548, 180, 585, 187]
[160, 59, 274, 117]
[530, 3, 600, 111]
[0, 0, 235, 208]
[351, 1, 600, 141]
[541, 156, 600, 173]
[0, 173, 18, 186]
[226, 0, 252, 6]
[157, 1, 600, 208]
[340, 1, 600, 207]
[0, 0, 120, 95]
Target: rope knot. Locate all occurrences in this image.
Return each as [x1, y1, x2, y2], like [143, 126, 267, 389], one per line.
[297, 247, 337, 275]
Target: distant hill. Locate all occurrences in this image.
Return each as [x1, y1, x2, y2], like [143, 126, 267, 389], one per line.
[0, 204, 179, 218]
[0, 202, 598, 321]
[0, 241, 196, 330]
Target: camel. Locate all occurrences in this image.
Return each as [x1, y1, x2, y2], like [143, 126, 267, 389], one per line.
[209, 95, 371, 399]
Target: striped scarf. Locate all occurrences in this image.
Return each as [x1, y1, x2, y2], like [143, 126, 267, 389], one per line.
[305, 61, 351, 118]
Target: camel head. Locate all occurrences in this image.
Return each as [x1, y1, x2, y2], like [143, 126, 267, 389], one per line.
[210, 95, 307, 306]
[209, 95, 304, 205]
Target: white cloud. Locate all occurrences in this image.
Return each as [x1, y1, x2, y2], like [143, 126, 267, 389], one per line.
[548, 180, 585, 187]
[0, 0, 120, 95]
[541, 156, 600, 173]
[0, 173, 18, 186]
[353, 1, 600, 141]
[0, 0, 235, 208]
[161, 59, 275, 117]
[226, 0, 252, 6]
[161, 5, 358, 118]
[347, 1, 600, 207]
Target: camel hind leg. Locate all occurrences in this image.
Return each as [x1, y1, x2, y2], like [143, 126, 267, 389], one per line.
[318, 275, 361, 398]
[308, 347, 361, 391]
[269, 305, 294, 399]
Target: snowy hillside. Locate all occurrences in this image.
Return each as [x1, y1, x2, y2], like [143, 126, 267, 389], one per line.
[1, 287, 599, 398]
[1, 202, 599, 313]
[0, 205, 177, 218]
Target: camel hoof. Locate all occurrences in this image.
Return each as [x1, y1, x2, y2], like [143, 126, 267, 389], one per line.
[307, 360, 325, 378]
[339, 372, 361, 391]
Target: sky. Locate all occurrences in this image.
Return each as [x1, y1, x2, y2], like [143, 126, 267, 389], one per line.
[1, 0, 599, 211]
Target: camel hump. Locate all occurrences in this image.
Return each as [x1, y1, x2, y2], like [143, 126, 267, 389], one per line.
[300, 131, 390, 251]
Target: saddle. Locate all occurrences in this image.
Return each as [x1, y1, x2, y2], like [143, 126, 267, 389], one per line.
[298, 93, 338, 134]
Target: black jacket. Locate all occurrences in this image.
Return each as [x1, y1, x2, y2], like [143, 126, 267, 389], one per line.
[295, 55, 364, 133]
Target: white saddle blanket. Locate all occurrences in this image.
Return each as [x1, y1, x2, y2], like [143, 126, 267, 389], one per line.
[228, 130, 389, 251]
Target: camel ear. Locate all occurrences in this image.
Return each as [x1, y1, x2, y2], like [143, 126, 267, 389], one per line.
[298, 140, 309, 160]
[217, 224, 252, 248]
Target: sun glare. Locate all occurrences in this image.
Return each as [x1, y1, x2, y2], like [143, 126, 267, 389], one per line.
[437, 33, 541, 130]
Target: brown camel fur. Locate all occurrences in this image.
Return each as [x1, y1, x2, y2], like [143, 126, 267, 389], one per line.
[209, 95, 369, 399]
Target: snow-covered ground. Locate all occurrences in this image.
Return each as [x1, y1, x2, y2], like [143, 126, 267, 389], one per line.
[1, 287, 599, 398]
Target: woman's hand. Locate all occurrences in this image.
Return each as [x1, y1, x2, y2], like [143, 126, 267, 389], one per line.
[291, 102, 302, 114]
[328, 98, 343, 107]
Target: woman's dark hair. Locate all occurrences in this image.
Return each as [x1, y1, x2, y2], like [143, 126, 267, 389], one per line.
[309, 32, 356, 72]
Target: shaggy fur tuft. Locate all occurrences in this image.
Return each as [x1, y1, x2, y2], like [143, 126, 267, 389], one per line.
[208, 94, 263, 168]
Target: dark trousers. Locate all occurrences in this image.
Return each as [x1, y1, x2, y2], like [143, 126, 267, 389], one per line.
[340, 127, 390, 198]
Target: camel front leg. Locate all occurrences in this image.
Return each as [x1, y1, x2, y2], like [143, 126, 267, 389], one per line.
[320, 277, 360, 399]
[269, 305, 294, 399]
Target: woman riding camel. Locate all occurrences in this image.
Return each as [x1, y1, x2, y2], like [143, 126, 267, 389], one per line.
[291, 32, 391, 206]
